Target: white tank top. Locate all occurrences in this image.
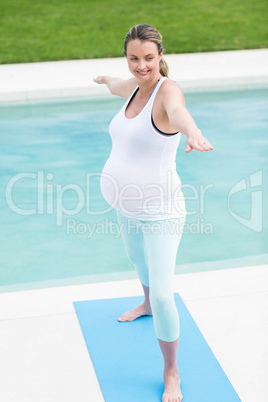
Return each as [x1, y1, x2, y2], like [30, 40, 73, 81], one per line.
[100, 76, 187, 220]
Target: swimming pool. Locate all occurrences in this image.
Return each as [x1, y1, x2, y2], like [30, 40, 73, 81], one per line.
[0, 88, 267, 292]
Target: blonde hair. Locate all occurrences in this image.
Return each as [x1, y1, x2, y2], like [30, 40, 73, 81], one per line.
[124, 24, 169, 78]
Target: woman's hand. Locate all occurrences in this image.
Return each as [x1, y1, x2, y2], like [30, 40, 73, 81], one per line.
[93, 76, 106, 84]
[185, 130, 214, 153]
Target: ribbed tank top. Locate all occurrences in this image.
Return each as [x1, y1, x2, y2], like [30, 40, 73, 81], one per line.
[100, 76, 187, 220]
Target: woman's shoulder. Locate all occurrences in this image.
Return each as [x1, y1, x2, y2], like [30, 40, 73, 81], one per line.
[158, 78, 185, 106]
[160, 78, 184, 95]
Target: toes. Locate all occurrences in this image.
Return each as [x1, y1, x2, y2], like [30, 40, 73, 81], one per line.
[162, 395, 183, 402]
[118, 313, 133, 322]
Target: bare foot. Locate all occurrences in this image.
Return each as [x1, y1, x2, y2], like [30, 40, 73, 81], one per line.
[118, 302, 152, 322]
[162, 369, 183, 402]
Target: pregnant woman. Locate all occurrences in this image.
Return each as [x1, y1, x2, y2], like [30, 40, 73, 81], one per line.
[94, 24, 213, 402]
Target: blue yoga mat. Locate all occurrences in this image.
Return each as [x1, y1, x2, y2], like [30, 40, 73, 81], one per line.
[74, 293, 241, 402]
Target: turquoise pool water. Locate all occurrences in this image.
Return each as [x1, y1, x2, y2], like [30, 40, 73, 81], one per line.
[0, 89, 267, 291]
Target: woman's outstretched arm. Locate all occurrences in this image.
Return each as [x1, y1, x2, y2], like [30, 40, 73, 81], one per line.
[93, 76, 137, 98]
[161, 80, 214, 153]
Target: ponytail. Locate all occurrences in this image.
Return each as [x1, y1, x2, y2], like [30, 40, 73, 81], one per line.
[159, 57, 169, 78]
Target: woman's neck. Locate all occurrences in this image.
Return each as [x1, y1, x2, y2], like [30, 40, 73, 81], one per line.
[137, 74, 162, 98]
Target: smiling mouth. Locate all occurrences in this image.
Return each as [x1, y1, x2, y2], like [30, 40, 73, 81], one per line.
[137, 70, 150, 75]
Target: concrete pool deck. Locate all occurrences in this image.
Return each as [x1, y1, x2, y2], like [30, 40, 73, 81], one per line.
[0, 265, 268, 401]
[0, 49, 268, 401]
[0, 48, 268, 104]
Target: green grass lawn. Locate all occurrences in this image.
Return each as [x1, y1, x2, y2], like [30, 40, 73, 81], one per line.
[0, 0, 267, 64]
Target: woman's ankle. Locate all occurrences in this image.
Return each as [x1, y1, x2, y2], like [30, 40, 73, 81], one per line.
[164, 366, 179, 376]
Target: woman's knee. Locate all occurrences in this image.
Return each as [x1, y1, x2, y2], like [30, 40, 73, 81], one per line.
[149, 288, 174, 312]
[124, 237, 147, 267]
[125, 248, 145, 267]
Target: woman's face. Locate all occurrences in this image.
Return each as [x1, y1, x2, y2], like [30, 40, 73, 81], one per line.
[126, 39, 163, 81]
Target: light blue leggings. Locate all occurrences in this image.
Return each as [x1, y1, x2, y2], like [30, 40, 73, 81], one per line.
[116, 209, 186, 342]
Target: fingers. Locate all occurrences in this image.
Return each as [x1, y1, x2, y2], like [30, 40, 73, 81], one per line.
[200, 140, 214, 151]
[185, 137, 214, 153]
[185, 146, 192, 153]
[188, 140, 204, 152]
[198, 135, 214, 151]
[185, 142, 191, 153]
[195, 142, 205, 151]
